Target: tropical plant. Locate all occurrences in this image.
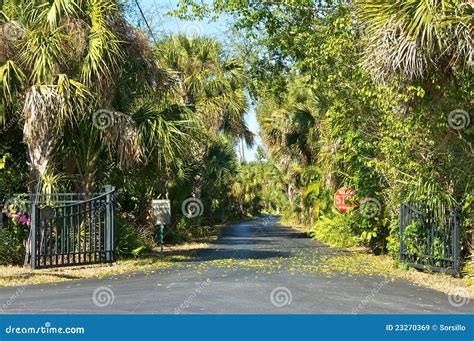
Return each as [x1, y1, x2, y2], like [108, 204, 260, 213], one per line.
[356, 0, 473, 81]
[154, 35, 254, 144]
[176, 0, 473, 269]
[0, 0, 126, 181]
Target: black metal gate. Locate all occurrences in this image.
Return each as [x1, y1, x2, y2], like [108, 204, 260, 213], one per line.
[28, 185, 116, 269]
[7, 186, 117, 269]
[399, 202, 461, 275]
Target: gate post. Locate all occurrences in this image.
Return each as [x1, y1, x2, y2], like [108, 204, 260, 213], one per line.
[399, 204, 405, 263]
[104, 185, 114, 262]
[111, 186, 116, 261]
[30, 204, 39, 269]
[0, 201, 4, 234]
[452, 206, 461, 276]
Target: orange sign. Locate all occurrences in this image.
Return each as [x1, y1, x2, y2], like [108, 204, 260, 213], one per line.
[334, 187, 356, 214]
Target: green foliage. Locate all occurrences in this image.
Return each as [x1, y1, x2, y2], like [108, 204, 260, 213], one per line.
[310, 214, 359, 248]
[401, 221, 426, 262]
[230, 161, 287, 216]
[1, 0, 472, 270]
[115, 217, 152, 258]
[176, 0, 474, 267]
[0, 0, 260, 265]
[0, 222, 27, 265]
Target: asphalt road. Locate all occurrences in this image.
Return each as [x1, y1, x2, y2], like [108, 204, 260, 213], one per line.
[0, 215, 472, 314]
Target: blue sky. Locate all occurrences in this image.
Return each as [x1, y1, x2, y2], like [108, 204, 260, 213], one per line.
[129, 0, 262, 162]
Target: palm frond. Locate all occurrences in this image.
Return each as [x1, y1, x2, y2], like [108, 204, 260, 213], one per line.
[357, 0, 473, 81]
[0, 60, 26, 104]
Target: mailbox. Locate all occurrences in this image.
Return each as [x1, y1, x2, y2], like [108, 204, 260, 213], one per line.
[152, 199, 171, 225]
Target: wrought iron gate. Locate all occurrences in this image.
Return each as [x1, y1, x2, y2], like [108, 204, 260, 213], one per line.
[8, 185, 117, 269]
[399, 202, 461, 275]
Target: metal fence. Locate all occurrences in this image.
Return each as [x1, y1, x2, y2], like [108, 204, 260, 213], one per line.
[399, 202, 461, 275]
[3, 186, 116, 269]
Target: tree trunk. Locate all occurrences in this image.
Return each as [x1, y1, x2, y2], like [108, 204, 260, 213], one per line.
[287, 183, 295, 209]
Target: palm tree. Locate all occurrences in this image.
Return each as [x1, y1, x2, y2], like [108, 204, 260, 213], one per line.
[258, 76, 318, 166]
[154, 35, 254, 197]
[356, 0, 473, 81]
[0, 0, 177, 192]
[257, 76, 320, 209]
[0, 0, 125, 185]
[154, 35, 254, 145]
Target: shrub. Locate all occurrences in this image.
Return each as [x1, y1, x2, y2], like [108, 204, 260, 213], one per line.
[0, 220, 27, 266]
[310, 214, 359, 247]
[115, 217, 152, 258]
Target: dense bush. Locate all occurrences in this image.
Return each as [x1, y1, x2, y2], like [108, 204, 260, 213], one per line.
[115, 217, 154, 258]
[0, 220, 26, 266]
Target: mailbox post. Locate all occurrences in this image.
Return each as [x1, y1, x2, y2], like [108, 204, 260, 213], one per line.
[151, 200, 171, 252]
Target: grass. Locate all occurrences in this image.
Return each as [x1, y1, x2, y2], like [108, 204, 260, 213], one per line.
[0, 245, 201, 287]
[332, 250, 474, 298]
[281, 218, 474, 298]
[0, 220, 258, 287]
[0, 222, 227, 288]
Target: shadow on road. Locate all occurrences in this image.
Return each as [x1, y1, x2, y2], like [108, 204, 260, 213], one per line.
[185, 215, 314, 262]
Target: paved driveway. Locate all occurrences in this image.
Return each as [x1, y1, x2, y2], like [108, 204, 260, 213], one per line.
[0, 215, 472, 314]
